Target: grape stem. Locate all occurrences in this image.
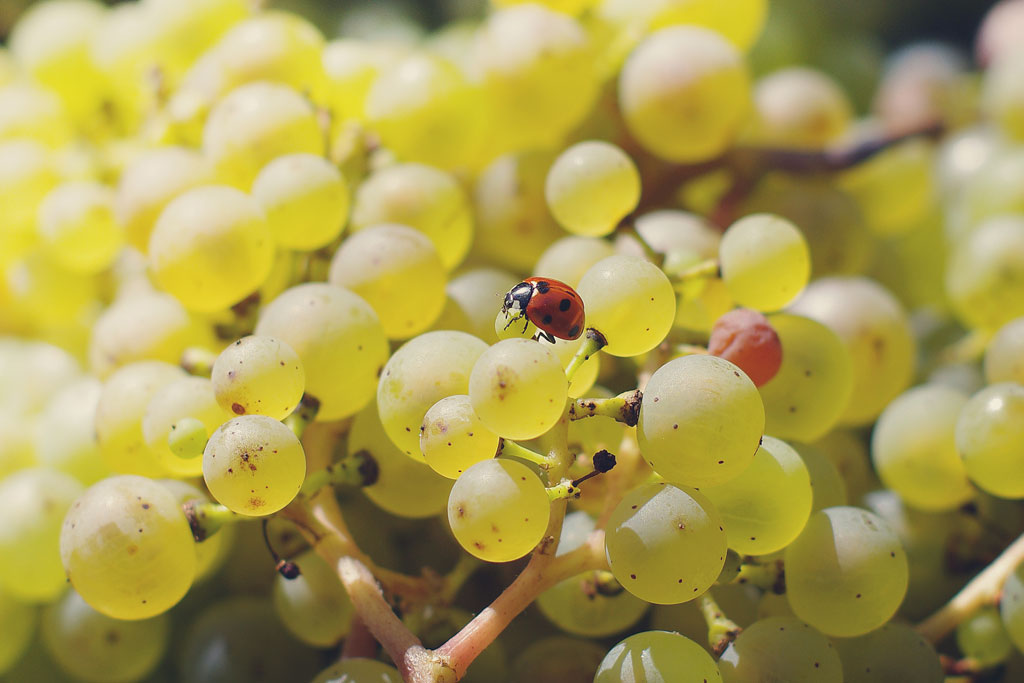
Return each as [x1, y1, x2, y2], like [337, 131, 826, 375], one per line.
[674, 343, 710, 357]
[299, 450, 379, 497]
[181, 500, 240, 542]
[563, 327, 607, 383]
[179, 346, 217, 377]
[699, 590, 743, 656]
[916, 530, 1024, 643]
[670, 258, 721, 294]
[731, 556, 786, 594]
[568, 390, 642, 427]
[284, 393, 321, 440]
[340, 613, 378, 660]
[497, 438, 555, 471]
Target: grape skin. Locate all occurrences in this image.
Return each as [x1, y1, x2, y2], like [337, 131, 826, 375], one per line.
[595, 630, 722, 683]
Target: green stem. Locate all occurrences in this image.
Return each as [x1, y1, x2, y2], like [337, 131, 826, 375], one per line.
[183, 500, 242, 542]
[699, 590, 743, 656]
[674, 343, 710, 357]
[284, 393, 321, 440]
[732, 556, 785, 593]
[440, 555, 483, 604]
[671, 258, 721, 294]
[300, 450, 379, 498]
[180, 347, 218, 377]
[569, 390, 643, 427]
[564, 328, 608, 383]
[498, 439, 555, 471]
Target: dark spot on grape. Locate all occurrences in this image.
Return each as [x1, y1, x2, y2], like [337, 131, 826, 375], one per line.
[474, 541, 485, 550]
[856, 593, 862, 598]
[141, 503, 149, 510]
[630, 574, 636, 579]
[717, 460, 724, 464]
[232, 402, 246, 414]
[672, 423, 678, 429]
[733, 371, 740, 377]
[631, 505, 637, 509]
[104, 630, 120, 644]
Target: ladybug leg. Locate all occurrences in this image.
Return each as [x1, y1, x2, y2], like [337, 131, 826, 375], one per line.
[521, 317, 530, 334]
[537, 330, 556, 344]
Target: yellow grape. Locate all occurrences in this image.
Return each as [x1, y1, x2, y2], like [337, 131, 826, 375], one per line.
[447, 458, 550, 563]
[140, 0, 249, 80]
[533, 236, 616, 288]
[143, 376, 230, 477]
[985, 316, 1024, 384]
[203, 415, 305, 516]
[840, 140, 935, 237]
[576, 254, 676, 357]
[211, 335, 305, 421]
[251, 153, 350, 251]
[469, 338, 568, 440]
[148, 185, 274, 313]
[313, 659, 401, 683]
[946, 215, 1024, 332]
[0, 83, 72, 146]
[4, 250, 98, 328]
[618, 26, 750, 163]
[60, 475, 196, 620]
[34, 377, 109, 485]
[834, 622, 944, 683]
[272, 549, 354, 647]
[544, 141, 640, 238]
[37, 181, 122, 274]
[719, 617, 842, 682]
[596, 631, 722, 683]
[549, 334, 599, 398]
[747, 67, 852, 148]
[0, 140, 58, 267]
[256, 283, 389, 421]
[157, 479, 234, 582]
[598, 0, 767, 52]
[446, 268, 521, 344]
[322, 39, 409, 122]
[982, 47, 1024, 142]
[956, 382, 1024, 499]
[328, 223, 447, 339]
[719, 213, 811, 312]
[0, 586, 35, 674]
[491, 0, 595, 15]
[790, 443, 848, 513]
[420, 394, 500, 479]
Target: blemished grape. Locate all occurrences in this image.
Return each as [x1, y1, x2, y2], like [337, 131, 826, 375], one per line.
[719, 213, 811, 312]
[533, 236, 616, 288]
[985, 316, 1024, 384]
[251, 153, 349, 251]
[420, 394, 500, 479]
[871, 384, 973, 511]
[328, 223, 447, 339]
[469, 338, 568, 441]
[143, 375, 230, 477]
[378, 330, 489, 459]
[946, 214, 1024, 331]
[576, 254, 676, 357]
[211, 335, 305, 421]
[785, 506, 908, 637]
[34, 377, 108, 484]
[719, 617, 843, 683]
[41, 589, 169, 683]
[544, 140, 640, 237]
[350, 162, 473, 270]
[701, 436, 812, 555]
[447, 458, 550, 563]
[60, 475, 196, 620]
[203, 415, 306, 516]
[956, 605, 1014, 667]
[605, 482, 727, 604]
[955, 382, 1024, 498]
[1000, 560, 1024, 651]
[37, 180, 122, 274]
[638, 355, 764, 488]
[256, 283, 389, 421]
[0, 467, 84, 602]
[748, 67, 852, 148]
[0, 586, 36, 674]
[618, 26, 750, 163]
[833, 622, 943, 683]
[708, 308, 783, 387]
[272, 549, 354, 647]
[312, 658, 402, 683]
[148, 185, 275, 314]
[595, 631, 722, 683]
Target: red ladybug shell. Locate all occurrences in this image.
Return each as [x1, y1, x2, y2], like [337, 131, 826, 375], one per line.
[503, 276, 585, 341]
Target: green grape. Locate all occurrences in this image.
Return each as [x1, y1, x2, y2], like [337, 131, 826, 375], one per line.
[985, 317, 1024, 384]
[158, 479, 234, 582]
[251, 153, 349, 251]
[113, 146, 211, 252]
[313, 658, 402, 683]
[256, 283, 390, 421]
[834, 622, 943, 683]
[784, 506, 908, 637]
[475, 5, 597, 155]
[95, 360, 185, 476]
[468, 338, 568, 440]
[719, 213, 811, 312]
[365, 52, 485, 170]
[959, 150, 1024, 230]
[538, 570, 648, 638]
[202, 81, 323, 188]
[982, 48, 1024, 141]
[789, 277, 915, 425]
[756, 592, 796, 620]
[272, 549, 354, 647]
[946, 215, 1024, 331]
[957, 605, 1014, 668]
[42, 589, 169, 683]
[179, 597, 320, 683]
[37, 181, 122, 274]
[446, 268, 521, 344]
[840, 140, 935, 237]
[420, 394, 500, 479]
[595, 630, 721, 683]
[351, 401, 453, 518]
[377, 331, 489, 458]
[472, 150, 564, 273]
[956, 382, 1024, 498]
[328, 223, 447, 339]
[618, 26, 750, 163]
[1000, 560, 1024, 651]
[448, 458, 550, 562]
[790, 443, 847, 512]
[148, 185, 274, 314]
[634, 209, 721, 259]
[0, 586, 36, 674]
[871, 384, 973, 511]
[576, 254, 676, 357]
[0, 467, 84, 602]
[701, 436, 812, 555]
[203, 415, 305, 516]
[60, 474, 196, 619]
[605, 482, 726, 604]
[143, 376, 230, 477]
[88, 291, 216, 379]
[34, 377, 108, 484]
[211, 335, 305, 421]
[747, 67, 851, 148]
[510, 636, 605, 683]
[322, 38, 409, 122]
[350, 162, 473, 270]
[0, 140, 57, 268]
[544, 140, 640, 238]
[719, 617, 843, 683]
[533, 236, 616, 288]
[638, 355, 764, 487]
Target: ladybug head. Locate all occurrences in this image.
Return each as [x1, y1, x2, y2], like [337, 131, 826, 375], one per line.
[503, 281, 534, 315]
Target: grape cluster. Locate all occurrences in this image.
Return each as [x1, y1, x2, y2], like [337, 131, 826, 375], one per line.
[2, 0, 1024, 681]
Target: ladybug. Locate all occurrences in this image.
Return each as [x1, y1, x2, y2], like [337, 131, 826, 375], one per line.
[502, 276, 585, 344]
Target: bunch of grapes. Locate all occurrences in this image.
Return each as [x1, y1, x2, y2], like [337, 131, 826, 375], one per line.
[3, 0, 1024, 681]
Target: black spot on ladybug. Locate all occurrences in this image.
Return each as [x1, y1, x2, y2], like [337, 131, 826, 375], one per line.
[542, 314, 553, 325]
[568, 325, 580, 338]
[535, 281, 550, 294]
[559, 298, 571, 311]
